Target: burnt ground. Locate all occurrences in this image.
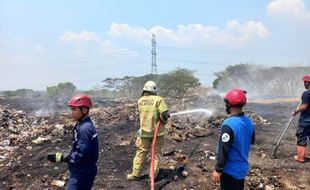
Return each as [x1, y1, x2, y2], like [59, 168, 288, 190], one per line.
[0, 96, 309, 190]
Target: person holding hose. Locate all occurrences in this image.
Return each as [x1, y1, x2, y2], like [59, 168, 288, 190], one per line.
[47, 94, 99, 190]
[292, 74, 310, 163]
[212, 88, 255, 190]
[127, 81, 170, 181]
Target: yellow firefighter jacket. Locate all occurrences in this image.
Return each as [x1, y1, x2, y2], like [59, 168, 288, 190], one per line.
[138, 94, 168, 138]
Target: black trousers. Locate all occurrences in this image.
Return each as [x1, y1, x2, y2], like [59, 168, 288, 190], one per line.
[66, 164, 97, 190]
[220, 172, 244, 190]
[296, 124, 310, 146]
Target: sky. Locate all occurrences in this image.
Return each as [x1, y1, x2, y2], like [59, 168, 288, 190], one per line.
[0, 0, 310, 91]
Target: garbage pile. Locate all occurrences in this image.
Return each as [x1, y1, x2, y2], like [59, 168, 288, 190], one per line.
[166, 111, 270, 143]
[91, 101, 138, 124]
[1, 96, 307, 190]
[0, 106, 33, 144]
[0, 105, 73, 163]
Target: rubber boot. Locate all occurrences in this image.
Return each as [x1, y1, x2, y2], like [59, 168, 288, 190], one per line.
[294, 146, 305, 163]
[127, 169, 142, 181]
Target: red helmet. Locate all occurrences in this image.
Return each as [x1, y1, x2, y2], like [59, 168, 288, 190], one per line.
[68, 94, 92, 108]
[224, 88, 247, 106]
[303, 74, 310, 82]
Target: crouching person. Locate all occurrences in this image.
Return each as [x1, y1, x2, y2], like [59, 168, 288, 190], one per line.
[47, 94, 99, 190]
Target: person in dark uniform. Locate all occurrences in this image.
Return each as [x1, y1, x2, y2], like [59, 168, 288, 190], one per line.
[212, 88, 255, 190]
[47, 94, 99, 190]
[292, 74, 310, 163]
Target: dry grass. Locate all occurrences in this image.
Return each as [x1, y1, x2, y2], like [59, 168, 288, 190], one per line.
[248, 97, 299, 104]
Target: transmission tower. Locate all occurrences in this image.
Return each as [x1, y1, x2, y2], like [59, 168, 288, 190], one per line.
[151, 33, 157, 74]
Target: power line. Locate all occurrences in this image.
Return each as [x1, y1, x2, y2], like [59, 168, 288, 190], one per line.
[5, 47, 150, 70]
[0, 58, 149, 74]
[157, 46, 310, 56]
[160, 58, 231, 66]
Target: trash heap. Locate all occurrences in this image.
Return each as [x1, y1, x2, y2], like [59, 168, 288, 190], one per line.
[0, 106, 33, 145]
[2, 96, 305, 190]
[0, 105, 73, 163]
[166, 111, 270, 143]
[91, 101, 138, 125]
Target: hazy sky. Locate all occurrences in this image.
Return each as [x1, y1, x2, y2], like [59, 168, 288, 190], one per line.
[1, 0, 310, 90]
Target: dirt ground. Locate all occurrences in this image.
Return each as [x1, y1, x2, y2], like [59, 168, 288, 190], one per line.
[0, 96, 309, 190]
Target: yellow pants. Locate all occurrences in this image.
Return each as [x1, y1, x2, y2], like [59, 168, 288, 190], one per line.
[130, 136, 165, 177]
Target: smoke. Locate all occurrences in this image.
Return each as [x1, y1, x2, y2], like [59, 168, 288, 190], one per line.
[16, 92, 72, 117]
[34, 107, 58, 117]
[215, 65, 309, 100]
[32, 94, 72, 117]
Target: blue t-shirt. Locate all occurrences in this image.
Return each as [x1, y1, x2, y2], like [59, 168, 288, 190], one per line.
[215, 113, 255, 180]
[299, 89, 310, 125]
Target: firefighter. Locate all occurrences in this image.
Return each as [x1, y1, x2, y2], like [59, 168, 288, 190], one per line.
[127, 81, 170, 181]
[212, 88, 255, 190]
[292, 74, 310, 163]
[47, 94, 99, 190]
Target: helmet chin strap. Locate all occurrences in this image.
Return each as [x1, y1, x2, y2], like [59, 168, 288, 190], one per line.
[225, 104, 231, 114]
[79, 107, 89, 121]
[306, 82, 310, 89]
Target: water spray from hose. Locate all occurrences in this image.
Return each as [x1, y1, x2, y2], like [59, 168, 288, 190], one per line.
[170, 108, 213, 117]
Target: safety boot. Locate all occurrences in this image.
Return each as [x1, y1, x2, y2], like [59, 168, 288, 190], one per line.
[294, 145, 305, 163]
[127, 169, 142, 181]
[127, 174, 142, 181]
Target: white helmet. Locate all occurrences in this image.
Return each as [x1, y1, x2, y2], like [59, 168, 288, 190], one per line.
[143, 81, 157, 94]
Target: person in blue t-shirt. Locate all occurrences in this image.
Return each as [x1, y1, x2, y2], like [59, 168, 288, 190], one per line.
[212, 88, 255, 190]
[292, 74, 310, 163]
[47, 94, 99, 190]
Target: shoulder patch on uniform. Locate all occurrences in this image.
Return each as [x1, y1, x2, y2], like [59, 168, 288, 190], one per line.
[221, 133, 230, 142]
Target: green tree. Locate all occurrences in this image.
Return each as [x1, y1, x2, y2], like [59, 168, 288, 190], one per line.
[101, 68, 200, 98]
[213, 64, 310, 97]
[160, 68, 200, 98]
[45, 82, 76, 104]
[1, 89, 41, 98]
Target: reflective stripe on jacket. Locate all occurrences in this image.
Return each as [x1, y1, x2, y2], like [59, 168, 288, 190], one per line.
[68, 116, 99, 170]
[138, 94, 168, 137]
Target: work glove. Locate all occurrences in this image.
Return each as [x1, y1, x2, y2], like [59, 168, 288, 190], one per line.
[160, 110, 170, 124]
[47, 152, 69, 163]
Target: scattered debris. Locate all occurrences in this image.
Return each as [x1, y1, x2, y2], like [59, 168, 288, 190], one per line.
[51, 180, 66, 187]
[0, 96, 308, 189]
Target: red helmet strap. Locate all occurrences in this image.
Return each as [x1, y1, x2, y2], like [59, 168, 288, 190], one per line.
[78, 107, 89, 121]
[305, 81, 310, 89]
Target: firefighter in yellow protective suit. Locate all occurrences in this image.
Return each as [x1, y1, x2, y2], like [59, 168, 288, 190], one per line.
[127, 81, 170, 181]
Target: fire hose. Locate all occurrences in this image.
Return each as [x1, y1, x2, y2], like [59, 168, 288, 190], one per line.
[271, 101, 302, 158]
[150, 119, 161, 190]
[150, 110, 213, 189]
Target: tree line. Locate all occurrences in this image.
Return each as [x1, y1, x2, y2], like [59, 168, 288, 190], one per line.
[213, 64, 310, 97]
[0, 68, 200, 100]
[2, 65, 309, 100]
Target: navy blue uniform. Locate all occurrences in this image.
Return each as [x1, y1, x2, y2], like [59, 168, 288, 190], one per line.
[296, 89, 310, 146]
[215, 113, 255, 190]
[66, 116, 99, 190]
